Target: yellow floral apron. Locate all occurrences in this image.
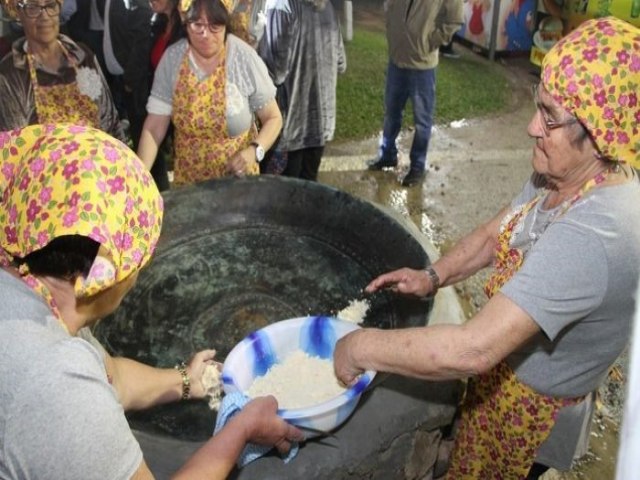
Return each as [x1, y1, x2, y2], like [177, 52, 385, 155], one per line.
[27, 43, 100, 127]
[445, 170, 611, 479]
[171, 47, 258, 186]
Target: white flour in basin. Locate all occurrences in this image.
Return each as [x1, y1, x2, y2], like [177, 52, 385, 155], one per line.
[246, 350, 347, 409]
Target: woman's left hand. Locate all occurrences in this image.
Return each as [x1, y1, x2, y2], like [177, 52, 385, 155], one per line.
[226, 147, 253, 177]
[365, 267, 432, 297]
[185, 349, 219, 399]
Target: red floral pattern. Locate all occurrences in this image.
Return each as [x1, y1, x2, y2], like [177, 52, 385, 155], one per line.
[27, 50, 100, 128]
[445, 362, 581, 479]
[541, 17, 640, 168]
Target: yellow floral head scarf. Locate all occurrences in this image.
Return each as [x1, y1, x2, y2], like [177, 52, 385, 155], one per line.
[0, 124, 164, 298]
[179, 0, 235, 18]
[541, 17, 640, 167]
[0, 0, 62, 20]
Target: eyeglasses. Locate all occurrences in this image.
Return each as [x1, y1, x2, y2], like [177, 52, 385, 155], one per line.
[187, 21, 224, 35]
[531, 83, 578, 135]
[17, 1, 60, 18]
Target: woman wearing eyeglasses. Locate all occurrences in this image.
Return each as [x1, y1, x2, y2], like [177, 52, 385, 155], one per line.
[0, 0, 124, 140]
[334, 17, 640, 479]
[137, 0, 281, 185]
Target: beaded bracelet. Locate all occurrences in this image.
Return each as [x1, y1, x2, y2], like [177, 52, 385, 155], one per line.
[425, 265, 440, 295]
[175, 362, 191, 401]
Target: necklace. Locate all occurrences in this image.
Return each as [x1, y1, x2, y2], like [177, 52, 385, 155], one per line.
[521, 166, 614, 246]
[527, 200, 561, 243]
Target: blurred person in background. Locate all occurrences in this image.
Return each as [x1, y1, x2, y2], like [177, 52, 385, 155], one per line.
[367, 0, 464, 187]
[145, 0, 185, 190]
[257, 0, 346, 180]
[0, 0, 124, 140]
[137, 0, 281, 186]
[102, 0, 154, 144]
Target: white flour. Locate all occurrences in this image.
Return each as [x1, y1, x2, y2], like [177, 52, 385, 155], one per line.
[337, 298, 370, 324]
[202, 364, 223, 410]
[246, 350, 347, 409]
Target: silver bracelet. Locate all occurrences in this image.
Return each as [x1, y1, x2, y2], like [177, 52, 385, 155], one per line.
[424, 265, 440, 294]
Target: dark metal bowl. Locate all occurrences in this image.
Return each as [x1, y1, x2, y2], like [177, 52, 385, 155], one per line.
[94, 176, 433, 441]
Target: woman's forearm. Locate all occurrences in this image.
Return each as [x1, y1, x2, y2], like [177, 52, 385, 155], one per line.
[107, 356, 183, 410]
[254, 99, 282, 150]
[338, 294, 540, 382]
[172, 416, 249, 480]
[432, 205, 509, 288]
[137, 114, 170, 170]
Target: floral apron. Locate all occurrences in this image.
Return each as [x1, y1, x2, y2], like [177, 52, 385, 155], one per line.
[27, 44, 100, 127]
[171, 47, 258, 186]
[444, 171, 610, 479]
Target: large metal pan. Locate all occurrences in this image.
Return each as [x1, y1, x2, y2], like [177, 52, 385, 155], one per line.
[94, 175, 433, 440]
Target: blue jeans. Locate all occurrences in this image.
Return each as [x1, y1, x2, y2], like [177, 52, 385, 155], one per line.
[378, 62, 436, 172]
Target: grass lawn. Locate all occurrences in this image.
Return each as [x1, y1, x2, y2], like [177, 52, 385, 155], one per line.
[334, 27, 511, 142]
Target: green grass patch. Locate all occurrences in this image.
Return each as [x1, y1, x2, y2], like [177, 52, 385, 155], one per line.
[334, 27, 510, 142]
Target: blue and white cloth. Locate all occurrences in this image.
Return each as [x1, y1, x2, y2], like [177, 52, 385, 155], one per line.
[213, 392, 300, 467]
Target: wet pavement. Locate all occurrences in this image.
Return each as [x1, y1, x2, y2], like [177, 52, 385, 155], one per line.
[320, 53, 538, 316]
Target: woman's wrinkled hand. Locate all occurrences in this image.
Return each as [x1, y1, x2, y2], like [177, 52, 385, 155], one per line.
[186, 349, 219, 399]
[333, 329, 366, 386]
[365, 267, 433, 297]
[235, 396, 305, 454]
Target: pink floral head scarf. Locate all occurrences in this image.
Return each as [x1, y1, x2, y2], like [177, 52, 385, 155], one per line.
[0, 124, 164, 298]
[541, 17, 640, 168]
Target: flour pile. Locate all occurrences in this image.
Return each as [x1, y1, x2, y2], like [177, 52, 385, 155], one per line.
[246, 350, 347, 409]
[202, 364, 223, 410]
[337, 298, 370, 324]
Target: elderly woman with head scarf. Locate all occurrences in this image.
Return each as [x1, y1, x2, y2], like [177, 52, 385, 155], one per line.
[137, 0, 281, 186]
[0, 0, 124, 141]
[334, 17, 640, 479]
[0, 124, 302, 479]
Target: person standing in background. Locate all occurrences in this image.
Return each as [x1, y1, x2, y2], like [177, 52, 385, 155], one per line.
[67, 0, 107, 73]
[59, 0, 77, 33]
[257, 0, 346, 180]
[368, 0, 463, 187]
[0, 0, 124, 141]
[137, 0, 282, 186]
[103, 0, 153, 145]
[146, 0, 185, 190]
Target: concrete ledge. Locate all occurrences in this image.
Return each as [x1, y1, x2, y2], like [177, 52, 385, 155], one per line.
[137, 376, 463, 479]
